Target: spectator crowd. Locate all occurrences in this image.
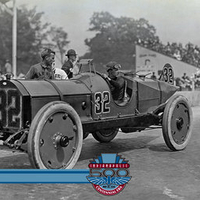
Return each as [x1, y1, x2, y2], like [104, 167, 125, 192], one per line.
[137, 39, 200, 68]
[136, 38, 200, 90]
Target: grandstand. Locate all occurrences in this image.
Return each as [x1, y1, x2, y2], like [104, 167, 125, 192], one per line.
[135, 45, 198, 78]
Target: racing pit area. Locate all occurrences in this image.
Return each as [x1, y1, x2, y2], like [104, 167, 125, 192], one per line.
[0, 105, 199, 200]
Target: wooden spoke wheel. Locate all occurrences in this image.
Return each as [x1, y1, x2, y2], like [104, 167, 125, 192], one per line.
[162, 95, 193, 151]
[27, 101, 83, 169]
[92, 128, 119, 143]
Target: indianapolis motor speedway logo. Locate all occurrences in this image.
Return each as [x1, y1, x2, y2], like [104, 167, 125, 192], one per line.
[87, 153, 131, 196]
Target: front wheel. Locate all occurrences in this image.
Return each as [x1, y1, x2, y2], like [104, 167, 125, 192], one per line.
[162, 95, 193, 151]
[92, 128, 119, 143]
[27, 101, 83, 169]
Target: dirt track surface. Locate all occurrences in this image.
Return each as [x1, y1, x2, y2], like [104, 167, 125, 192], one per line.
[0, 107, 199, 200]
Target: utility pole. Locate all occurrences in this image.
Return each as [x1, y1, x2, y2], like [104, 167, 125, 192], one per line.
[0, 0, 17, 78]
[12, 0, 17, 78]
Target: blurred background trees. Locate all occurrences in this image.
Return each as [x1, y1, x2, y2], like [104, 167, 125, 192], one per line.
[0, 5, 69, 74]
[83, 11, 200, 72]
[82, 11, 160, 72]
[46, 26, 70, 65]
[0, 5, 200, 75]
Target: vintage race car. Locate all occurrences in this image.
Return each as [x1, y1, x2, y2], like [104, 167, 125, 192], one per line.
[0, 60, 193, 169]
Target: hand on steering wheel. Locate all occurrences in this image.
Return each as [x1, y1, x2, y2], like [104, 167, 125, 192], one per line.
[102, 73, 111, 81]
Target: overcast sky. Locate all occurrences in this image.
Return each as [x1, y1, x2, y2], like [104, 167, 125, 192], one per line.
[14, 0, 200, 56]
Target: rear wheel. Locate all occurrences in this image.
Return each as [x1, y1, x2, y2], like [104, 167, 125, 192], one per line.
[162, 95, 193, 151]
[92, 128, 118, 143]
[27, 101, 83, 169]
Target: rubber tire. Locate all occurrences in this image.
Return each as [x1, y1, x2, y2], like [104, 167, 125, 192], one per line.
[92, 128, 118, 143]
[27, 101, 83, 169]
[162, 94, 193, 151]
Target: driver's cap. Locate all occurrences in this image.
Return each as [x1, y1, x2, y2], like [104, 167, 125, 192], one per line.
[66, 49, 77, 57]
[106, 61, 121, 72]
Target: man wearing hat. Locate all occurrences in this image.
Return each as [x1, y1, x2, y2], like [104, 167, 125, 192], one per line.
[25, 48, 55, 79]
[62, 49, 78, 79]
[103, 61, 126, 103]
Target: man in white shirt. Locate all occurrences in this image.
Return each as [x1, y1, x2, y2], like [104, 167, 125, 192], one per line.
[52, 62, 68, 80]
[54, 68, 68, 79]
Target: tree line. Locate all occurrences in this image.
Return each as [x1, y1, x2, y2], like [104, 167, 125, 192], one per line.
[0, 5, 69, 74]
[0, 5, 199, 75]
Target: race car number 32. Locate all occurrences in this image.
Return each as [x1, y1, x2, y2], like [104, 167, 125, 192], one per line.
[94, 91, 110, 114]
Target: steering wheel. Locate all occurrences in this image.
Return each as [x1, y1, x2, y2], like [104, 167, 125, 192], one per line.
[94, 71, 113, 89]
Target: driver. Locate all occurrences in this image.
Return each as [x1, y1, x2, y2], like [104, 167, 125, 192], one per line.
[103, 61, 125, 104]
